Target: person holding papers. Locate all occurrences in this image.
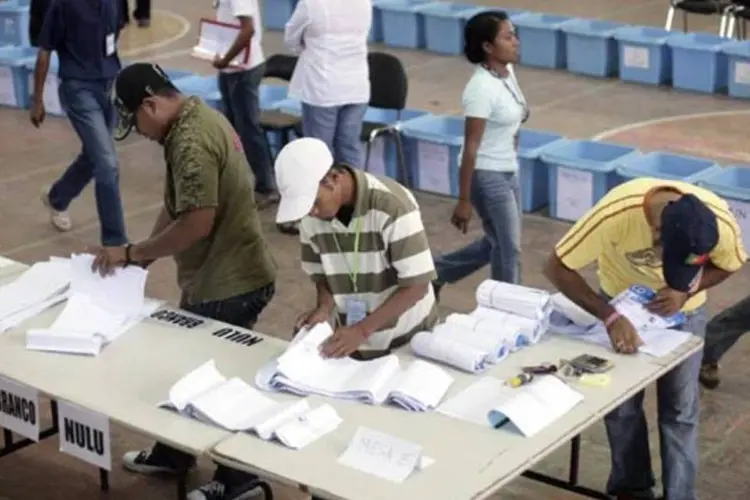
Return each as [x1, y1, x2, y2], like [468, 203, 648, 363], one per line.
[276, 138, 439, 358]
[543, 178, 747, 500]
[91, 63, 277, 500]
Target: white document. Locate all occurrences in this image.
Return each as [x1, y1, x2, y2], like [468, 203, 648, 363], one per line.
[561, 324, 693, 357]
[610, 285, 686, 330]
[551, 293, 598, 328]
[0, 66, 17, 107]
[338, 427, 425, 483]
[623, 45, 649, 70]
[0, 258, 71, 322]
[192, 19, 248, 66]
[410, 331, 491, 374]
[417, 141, 452, 195]
[475, 280, 552, 321]
[556, 167, 593, 221]
[58, 401, 112, 471]
[432, 322, 510, 362]
[734, 61, 750, 85]
[0, 376, 40, 442]
[727, 199, 750, 254]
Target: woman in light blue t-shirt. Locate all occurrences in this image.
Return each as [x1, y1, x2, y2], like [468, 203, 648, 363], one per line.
[434, 11, 528, 297]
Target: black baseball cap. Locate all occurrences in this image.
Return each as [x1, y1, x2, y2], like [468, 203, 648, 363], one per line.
[660, 194, 718, 293]
[112, 62, 178, 141]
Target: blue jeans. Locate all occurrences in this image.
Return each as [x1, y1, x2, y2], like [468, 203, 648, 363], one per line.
[434, 170, 522, 285]
[604, 303, 707, 500]
[301, 102, 367, 167]
[702, 293, 750, 365]
[49, 79, 127, 246]
[218, 65, 276, 195]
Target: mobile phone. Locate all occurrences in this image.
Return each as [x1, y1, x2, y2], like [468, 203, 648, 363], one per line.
[570, 354, 614, 374]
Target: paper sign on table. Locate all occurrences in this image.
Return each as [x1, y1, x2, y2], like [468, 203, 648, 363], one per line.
[417, 141, 452, 195]
[555, 167, 593, 221]
[365, 137, 387, 177]
[58, 401, 112, 471]
[0, 377, 40, 441]
[727, 199, 750, 253]
[338, 426, 426, 483]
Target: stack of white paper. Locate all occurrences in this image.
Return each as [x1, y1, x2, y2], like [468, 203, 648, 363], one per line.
[26, 253, 161, 356]
[409, 331, 491, 374]
[476, 280, 552, 320]
[161, 360, 341, 449]
[0, 257, 72, 333]
[256, 323, 454, 412]
[438, 375, 584, 437]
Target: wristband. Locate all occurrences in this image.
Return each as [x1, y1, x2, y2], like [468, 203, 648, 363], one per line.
[604, 311, 621, 328]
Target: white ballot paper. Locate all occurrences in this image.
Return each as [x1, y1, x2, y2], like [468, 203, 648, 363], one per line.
[192, 18, 249, 66]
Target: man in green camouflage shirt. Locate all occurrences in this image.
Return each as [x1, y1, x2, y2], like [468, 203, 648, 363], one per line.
[91, 62, 276, 500]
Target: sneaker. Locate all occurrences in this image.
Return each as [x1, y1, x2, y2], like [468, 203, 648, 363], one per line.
[276, 221, 299, 235]
[137, 18, 151, 28]
[699, 363, 720, 390]
[40, 187, 72, 232]
[255, 191, 280, 210]
[122, 449, 182, 475]
[187, 480, 262, 500]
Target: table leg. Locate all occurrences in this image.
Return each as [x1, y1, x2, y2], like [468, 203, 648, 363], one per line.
[99, 468, 110, 492]
[569, 434, 581, 485]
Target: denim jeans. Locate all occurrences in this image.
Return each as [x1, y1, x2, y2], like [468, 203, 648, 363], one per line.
[434, 170, 522, 285]
[49, 79, 127, 246]
[604, 303, 706, 500]
[301, 102, 367, 167]
[146, 283, 275, 484]
[702, 293, 750, 365]
[218, 65, 276, 195]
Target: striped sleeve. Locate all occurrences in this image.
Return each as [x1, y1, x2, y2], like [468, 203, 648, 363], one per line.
[709, 211, 748, 272]
[299, 222, 326, 282]
[382, 208, 437, 286]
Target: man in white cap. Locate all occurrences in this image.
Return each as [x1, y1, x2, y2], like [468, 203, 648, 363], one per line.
[276, 137, 438, 358]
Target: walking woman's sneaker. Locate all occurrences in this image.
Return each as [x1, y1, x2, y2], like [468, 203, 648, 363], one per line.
[699, 363, 720, 390]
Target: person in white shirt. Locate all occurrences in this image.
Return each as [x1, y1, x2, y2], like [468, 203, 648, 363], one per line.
[284, 0, 372, 167]
[213, 0, 279, 208]
[433, 11, 528, 299]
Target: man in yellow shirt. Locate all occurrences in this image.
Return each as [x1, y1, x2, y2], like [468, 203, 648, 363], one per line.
[544, 177, 746, 500]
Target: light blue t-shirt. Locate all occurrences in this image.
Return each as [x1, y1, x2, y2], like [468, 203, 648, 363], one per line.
[460, 65, 527, 173]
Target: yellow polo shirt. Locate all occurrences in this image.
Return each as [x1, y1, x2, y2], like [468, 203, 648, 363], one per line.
[554, 177, 747, 312]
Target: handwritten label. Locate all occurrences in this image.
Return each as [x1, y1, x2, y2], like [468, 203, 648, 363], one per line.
[0, 377, 40, 441]
[734, 61, 750, 86]
[150, 309, 205, 329]
[337, 426, 422, 483]
[364, 137, 388, 177]
[727, 199, 750, 254]
[58, 401, 112, 471]
[555, 167, 593, 221]
[27, 73, 64, 116]
[623, 45, 649, 70]
[0, 66, 17, 107]
[417, 141, 452, 196]
[211, 327, 263, 347]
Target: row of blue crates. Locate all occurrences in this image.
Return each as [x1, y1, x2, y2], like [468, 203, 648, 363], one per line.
[261, 0, 750, 98]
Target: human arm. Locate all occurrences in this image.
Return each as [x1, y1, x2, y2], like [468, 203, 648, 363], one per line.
[295, 222, 337, 331]
[214, 0, 256, 68]
[30, 0, 62, 127]
[283, 0, 309, 54]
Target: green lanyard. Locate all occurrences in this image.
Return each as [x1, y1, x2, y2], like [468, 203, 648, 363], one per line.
[332, 216, 362, 292]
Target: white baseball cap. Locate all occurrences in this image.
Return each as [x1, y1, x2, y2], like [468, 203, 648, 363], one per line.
[274, 137, 334, 224]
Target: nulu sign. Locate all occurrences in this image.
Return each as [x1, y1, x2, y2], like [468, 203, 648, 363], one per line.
[57, 401, 112, 470]
[0, 377, 40, 441]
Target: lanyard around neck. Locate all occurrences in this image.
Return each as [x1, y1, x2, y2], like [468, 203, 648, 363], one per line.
[482, 64, 530, 123]
[332, 216, 362, 292]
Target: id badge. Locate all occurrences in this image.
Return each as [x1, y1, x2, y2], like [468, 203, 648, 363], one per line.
[345, 298, 367, 326]
[105, 33, 116, 56]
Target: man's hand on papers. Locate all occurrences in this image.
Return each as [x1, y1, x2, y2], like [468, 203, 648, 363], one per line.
[646, 287, 688, 317]
[90, 246, 127, 276]
[294, 306, 332, 334]
[320, 325, 368, 358]
[606, 315, 643, 354]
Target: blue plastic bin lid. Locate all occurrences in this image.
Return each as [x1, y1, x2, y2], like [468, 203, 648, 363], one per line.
[173, 75, 219, 95]
[540, 139, 640, 172]
[722, 40, 750, 58]
[517, 129, 564, 159]
[465, 7, 528, 21]
[364, 107, 427, 125]
[616, 151, 718, 178]
[614, 25, 671, 45]
[416, 2, 479, 18]
[400, 113, 464, 146]
[0, 2, 29, 12]
[697, 165, 750, 201]
[259, 84, 288, 103]
[512, 12, 573, 29]
[376, 0, 436, 13]
[560, 19, 625, 38]
[666, 32, 733, 52]
[19, 50, 58, 71]
[0, 45, 37, 66]
[273, 98, 303, 115]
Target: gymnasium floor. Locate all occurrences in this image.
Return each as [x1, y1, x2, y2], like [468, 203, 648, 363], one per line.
[1, 0, 749, 498]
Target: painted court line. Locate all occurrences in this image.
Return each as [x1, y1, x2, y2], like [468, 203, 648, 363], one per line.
[121, 10, 192, 57]
[591, 109, 750, 140]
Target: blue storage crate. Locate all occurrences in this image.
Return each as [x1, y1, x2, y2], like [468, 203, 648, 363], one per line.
[21, 52, 65, 116]
[378, 0, 436, 50]
[540, 140, 640, 221]
[362, 107, 428, 179]
[400, 114, 464, 197]
[513, 13, 572, 69]
[696, 165, 750, 251]
[667, 32, 731, 94]
[722, 40, 750, 99]
[614, 26, 672, 86]
[561, 19, 624, 78]
[517, 129, 565, 213]
[418, 3, 482, 55]
[262, 0, 298, 31]
[264, 98, 302, 154]
[616, 151, 721, 184]
[0, 45, 36, 108]
[173, 75, 219, 97]
[259, 84, 289, 109]
[162, 68, 193, 81]
[369, 0, 388, 43]
[0, 2, 29, 46]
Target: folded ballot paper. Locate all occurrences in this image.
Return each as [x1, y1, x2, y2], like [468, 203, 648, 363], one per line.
[160, 360, 341, 449]
[0, 257, 72, 333]
[25, 253, 161, 356]
[409, 331, 492, 374]
[549, 286, 692, 357]
[438, 375, 584, 437]
[255, 323, 454, 412]
[476, 279, 553, 320]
